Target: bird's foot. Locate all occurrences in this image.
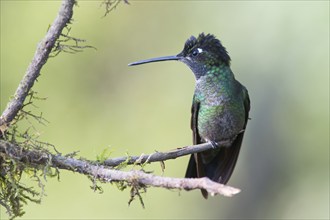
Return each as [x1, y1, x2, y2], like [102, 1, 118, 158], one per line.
[209, 140, 219, 149]
[238, 129, 245, 134]
[208, 132, 243, 148]
[212, 138, 234, 148]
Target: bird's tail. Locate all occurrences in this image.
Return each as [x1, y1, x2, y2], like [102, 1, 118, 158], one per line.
[185, 132, 244, 198]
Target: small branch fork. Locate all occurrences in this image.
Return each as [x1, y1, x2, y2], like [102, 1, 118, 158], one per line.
[0, 140, 240, 197]
[50, 27, 96, 57]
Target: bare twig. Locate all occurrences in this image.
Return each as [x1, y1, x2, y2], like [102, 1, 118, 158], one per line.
[0, 140, 240, 197]
[101, 0, 130, 17]
[0, 0, 75, 134]
[103, 137, 236, 167]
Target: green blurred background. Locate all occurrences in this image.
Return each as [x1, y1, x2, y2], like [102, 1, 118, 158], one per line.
[1, 1, 329, 219]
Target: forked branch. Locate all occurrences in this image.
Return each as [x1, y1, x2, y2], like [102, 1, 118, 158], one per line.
[0, 140, 240, 197]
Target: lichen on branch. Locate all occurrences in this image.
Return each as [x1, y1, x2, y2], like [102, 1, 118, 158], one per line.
[0, 140, 241, 199]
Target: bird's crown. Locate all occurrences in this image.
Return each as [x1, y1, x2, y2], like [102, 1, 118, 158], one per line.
[182, 33, 231, 66]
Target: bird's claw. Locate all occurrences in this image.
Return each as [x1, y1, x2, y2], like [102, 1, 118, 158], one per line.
[210, 141, 219, 149]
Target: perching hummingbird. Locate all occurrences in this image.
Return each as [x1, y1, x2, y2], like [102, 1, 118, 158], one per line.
[129, 33, 250, 198]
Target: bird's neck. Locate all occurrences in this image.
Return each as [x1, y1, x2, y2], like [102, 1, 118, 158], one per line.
[194, 64, 237, 104]
[196, 64, 235, 85]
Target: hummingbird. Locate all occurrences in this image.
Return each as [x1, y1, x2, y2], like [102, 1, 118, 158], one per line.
[129, 33, 250, 198]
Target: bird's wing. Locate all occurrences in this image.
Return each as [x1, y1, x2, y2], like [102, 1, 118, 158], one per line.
[185, 96, 203, 178]
[243, 88, 250, 124]
[191, 96, 201, 145]
[185, 96, 209, 198]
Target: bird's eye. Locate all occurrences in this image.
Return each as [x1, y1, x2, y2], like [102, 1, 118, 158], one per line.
[192, 49, 198, 57]
[192, 48, 203, 57]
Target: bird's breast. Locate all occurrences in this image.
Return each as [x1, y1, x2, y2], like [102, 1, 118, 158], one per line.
[195, 79, 246, 142]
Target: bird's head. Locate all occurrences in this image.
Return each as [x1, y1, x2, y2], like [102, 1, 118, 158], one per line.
[129, 33, 231, 79]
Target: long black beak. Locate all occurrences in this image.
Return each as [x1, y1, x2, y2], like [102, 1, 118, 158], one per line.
[128, 55, 179, 66]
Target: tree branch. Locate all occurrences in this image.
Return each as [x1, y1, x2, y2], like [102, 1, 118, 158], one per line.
[0, 0, 75, 134]
[103, 138, 236, 167]
[0, 140, 240, 197]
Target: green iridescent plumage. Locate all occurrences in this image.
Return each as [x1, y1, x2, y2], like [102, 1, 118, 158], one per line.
[129, 33, 250, 199]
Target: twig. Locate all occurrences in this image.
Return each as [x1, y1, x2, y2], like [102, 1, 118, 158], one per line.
[101, 0, 130, 17]
[0, 0, 75, 134]
[50, 27, 96, 57]
[103, 138, 235, 167]
[0, 140, 240, 197]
